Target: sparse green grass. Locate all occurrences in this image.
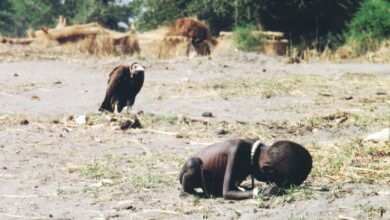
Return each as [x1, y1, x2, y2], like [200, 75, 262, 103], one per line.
[67, 152, 185, 201]
[309, 139, 390, 184]
[254, 185, 313, 209]
[358, 203, 387, 218]
[233, 24, 266, 52]
[301, 111, 390, 131]
[145, 73, 389, 103]
[85, 108, 388, 145]
[75, 154, 121, 180]
[146, 76, 295, 100]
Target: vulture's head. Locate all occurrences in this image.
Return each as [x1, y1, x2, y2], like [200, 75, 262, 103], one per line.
[130, 63, 145, 76]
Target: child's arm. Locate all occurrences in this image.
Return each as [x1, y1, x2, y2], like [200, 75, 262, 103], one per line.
[222, 146, 254, 200]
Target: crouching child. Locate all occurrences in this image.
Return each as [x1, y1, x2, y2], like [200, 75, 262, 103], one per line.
[179, 139, 312, 200]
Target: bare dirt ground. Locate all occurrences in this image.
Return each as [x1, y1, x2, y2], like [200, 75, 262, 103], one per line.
[0, 45, 389, 220]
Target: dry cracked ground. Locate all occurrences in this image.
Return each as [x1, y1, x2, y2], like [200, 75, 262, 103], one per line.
[0, 45, 389, 220]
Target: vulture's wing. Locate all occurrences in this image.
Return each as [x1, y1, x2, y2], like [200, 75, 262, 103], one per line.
[107, 66, 122, 83]
[100, 66, 129, 112]
[105, 66, 127, 97]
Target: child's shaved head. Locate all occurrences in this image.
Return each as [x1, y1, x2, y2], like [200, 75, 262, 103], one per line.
[265, 141, 312, 187]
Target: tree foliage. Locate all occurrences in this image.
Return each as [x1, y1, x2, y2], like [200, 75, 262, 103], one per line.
[70, 0, 138, 30]
[12, 0, 63, 36]
[137, 0, 363, 47]
[1, 0, 387, 51]
[259, 0, 361, 47]
[233, 24, 265, 52]
[0, 0, 139, 37]
[346, 0, 390, 53]
[0, 0, 15, 36]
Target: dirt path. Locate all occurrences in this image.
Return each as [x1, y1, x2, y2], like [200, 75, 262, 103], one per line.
[0, 51, 389, 219]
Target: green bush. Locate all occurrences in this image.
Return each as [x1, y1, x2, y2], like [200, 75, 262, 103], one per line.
[233, 24, 265, 52]
[346, 0, 390, 53]
[0, 0, 15, 36]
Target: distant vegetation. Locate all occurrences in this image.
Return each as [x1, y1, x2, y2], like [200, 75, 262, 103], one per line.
[233, 24, 265, 52]
[0, 0, 139, 36]
[0, 0, 388, 54]
[345, 0, 390, 54]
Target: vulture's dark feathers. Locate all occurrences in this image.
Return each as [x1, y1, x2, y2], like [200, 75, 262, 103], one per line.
[99, 63, 144, 113]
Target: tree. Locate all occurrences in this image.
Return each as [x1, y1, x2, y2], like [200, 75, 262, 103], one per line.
[259, 0, 361, 48]
[12, 0, 65, 36]
[136, 0, 189, 31]
[71, 0, 138, 30]
[0, 0, 15, 36]
[4, 0, 139, 37]
[346, 0, 390, 53]
[137, 0, 363, 48]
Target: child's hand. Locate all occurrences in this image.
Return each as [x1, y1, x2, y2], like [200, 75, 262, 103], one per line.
[263, 184, 285, 196]
[252, 187, 261, 198]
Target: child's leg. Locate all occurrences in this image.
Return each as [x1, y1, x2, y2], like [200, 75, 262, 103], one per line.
[179, 157, 204, 197]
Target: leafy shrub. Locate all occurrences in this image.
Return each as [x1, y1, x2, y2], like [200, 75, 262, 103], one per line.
[233, 24, 265, 52]
[346, 0, 390, 53]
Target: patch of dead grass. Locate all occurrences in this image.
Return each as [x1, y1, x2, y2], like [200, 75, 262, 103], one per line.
[309, 139, 390, 184]
[145, 73, 389, 102]
[67, 151, 187, 201]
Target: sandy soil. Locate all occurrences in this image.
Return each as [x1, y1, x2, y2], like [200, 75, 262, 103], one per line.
[0, 47, 389, 220]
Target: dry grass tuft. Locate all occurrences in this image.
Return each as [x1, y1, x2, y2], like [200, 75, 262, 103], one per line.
[158, 17, 217, 58]
[67, 152, 184, 201]
[290, 40, 390, 63]
[309, 139, 390, 184]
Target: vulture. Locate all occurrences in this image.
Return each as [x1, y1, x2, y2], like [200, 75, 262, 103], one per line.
[99, 63, 145, 113]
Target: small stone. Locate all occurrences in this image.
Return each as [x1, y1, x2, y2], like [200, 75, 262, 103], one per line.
[176, 114, 186, 121]
[202, 112, 213, 117]
[364, 128, 390, 143]
[216, 128, 228, 135]
[120, 118, 142, 130]
[131, 118, 142, 129]
[101, 179, 114, 185]
[262, 69, 266, 72]
[110, 117, 118, 122]
[20, 119, 29, 125]
[75, 115, 87, 125]
[120, 120, 132, 130]
[13, 73, 19, 77]
[344, 96, 353, 100]
[376, 92, 386, 95]
[49, 214, 53, 218]
[63, 127, 72, 132]
[319, 92, 332, 97]
[54, 81, 62, 85]
[176, 133, 185, 139]
[115, 200, 136, 211]
[335, 116, 348, 124]
[31, 95, 40, 100]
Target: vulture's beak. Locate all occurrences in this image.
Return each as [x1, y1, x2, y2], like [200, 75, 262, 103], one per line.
[131, 64, 145, 75]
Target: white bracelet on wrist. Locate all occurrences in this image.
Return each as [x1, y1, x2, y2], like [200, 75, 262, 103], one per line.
[253, 187, 260, 198]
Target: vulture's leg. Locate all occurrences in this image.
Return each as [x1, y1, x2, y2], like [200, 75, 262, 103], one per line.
[117, 101, 126, 113]
[126, 98, 135, 114]
[114, 104, 119, 114]
[126, 100, 134, 114]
